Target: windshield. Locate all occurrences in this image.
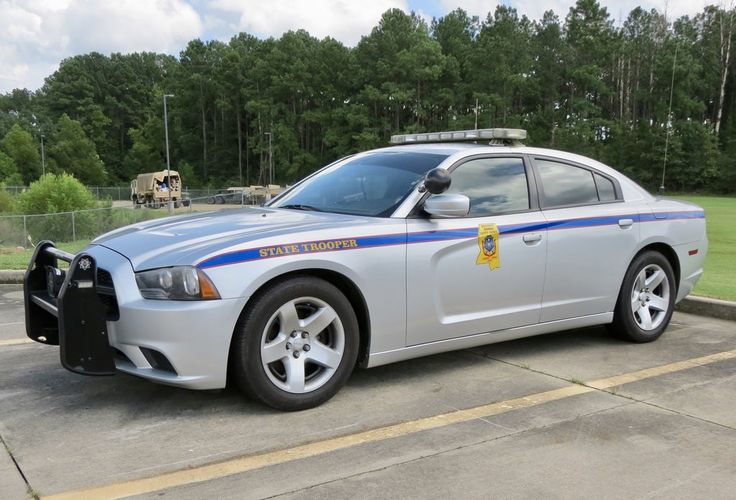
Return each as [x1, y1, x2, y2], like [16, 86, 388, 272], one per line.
[269, 151, 449, 217]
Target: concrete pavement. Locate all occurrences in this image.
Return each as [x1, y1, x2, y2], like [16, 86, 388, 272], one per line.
[1, 283, 735, 499]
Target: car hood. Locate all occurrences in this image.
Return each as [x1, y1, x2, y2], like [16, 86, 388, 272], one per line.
[93, 207, 384, 270]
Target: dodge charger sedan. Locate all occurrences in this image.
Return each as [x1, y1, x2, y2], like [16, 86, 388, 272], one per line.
[24, 129, 707, 410]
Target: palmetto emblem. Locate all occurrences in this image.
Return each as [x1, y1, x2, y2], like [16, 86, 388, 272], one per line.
[482, 235, 495, 255]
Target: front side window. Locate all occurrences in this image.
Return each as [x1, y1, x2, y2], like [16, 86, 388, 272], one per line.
[270, 151, 448, 217]
[536, 160, 599, 207]
[446, 157, 529, 217]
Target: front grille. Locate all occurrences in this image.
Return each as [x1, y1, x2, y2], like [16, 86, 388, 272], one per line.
[96, 267, 119, 320]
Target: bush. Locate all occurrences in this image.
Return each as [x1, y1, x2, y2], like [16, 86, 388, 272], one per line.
[16, 173, 96, 215]
[14, 174, 97, 243]
[0, 188, 13, 213]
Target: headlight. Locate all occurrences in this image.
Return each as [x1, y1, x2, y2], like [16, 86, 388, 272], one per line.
[135, 266, 220, 300]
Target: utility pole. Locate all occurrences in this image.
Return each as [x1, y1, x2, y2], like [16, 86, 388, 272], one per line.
[264, 131, 273, 185]
[163, 94, 174, 213]
[40, 134, 46, 176]
[474, 98, 479, 130]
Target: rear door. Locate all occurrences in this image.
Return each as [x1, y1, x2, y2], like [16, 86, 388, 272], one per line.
[531, 156, 640, 322]
[406, 155, 547, 345]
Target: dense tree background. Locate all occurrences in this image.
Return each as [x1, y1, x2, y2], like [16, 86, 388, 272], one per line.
[1, 0, 735, 193]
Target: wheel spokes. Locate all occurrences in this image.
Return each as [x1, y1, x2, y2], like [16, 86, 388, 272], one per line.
[635, 269, 647, 291]
[638, 305, 653, 330]
[646, 269, 665, 290]
[631, 289, 640, 310]
[307, 341, 342, 369]
[261, 334, 289, 364]
[301, 306, 337, 336]
[277, 300, 300, 333]
[648, 296, 668, 312]
[284, 357, 306, 392]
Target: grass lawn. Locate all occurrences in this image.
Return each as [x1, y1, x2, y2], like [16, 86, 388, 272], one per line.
[0, 240, 90, 271]
[672, 195, 735, 302]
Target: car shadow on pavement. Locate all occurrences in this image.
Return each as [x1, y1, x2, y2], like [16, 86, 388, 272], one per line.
[3, 325, 617, 418]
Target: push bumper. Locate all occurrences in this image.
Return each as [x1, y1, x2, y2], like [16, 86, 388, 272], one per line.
[24, 241, 116, 375]
[24, 242, 249, 390]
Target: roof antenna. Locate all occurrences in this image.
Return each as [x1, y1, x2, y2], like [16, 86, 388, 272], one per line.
[660, 42, 678, 194]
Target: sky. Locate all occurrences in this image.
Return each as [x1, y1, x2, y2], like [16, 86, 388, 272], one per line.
[0, 0, 719, 94]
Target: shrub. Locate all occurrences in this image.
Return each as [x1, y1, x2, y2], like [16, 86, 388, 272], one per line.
[16, 173, 96, 214]
[0, 188, 13, 213]
[15, 173, 97, 243]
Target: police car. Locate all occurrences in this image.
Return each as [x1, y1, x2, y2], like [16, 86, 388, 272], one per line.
[24, 129, 707, 410]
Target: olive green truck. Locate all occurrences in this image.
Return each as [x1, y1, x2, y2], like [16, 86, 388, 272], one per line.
[130, 170, 188, 208]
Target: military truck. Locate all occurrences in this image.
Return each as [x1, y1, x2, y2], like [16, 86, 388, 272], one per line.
[131, 170, 187, 208]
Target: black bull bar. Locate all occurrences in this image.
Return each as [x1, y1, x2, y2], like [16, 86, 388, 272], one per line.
[23, 241, 116, 375]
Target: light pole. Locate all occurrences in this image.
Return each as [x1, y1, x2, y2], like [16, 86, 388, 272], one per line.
[40, 134, 46, 176]
[163, 94, 174, 213]
[264, 132, 273, 185]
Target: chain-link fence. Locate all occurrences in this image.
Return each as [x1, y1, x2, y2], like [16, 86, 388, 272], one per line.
[0, 203, 203, 249]
[1, 185, 223, 201]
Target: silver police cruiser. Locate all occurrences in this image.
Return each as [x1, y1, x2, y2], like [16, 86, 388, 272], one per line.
[24, 129, 707, 410]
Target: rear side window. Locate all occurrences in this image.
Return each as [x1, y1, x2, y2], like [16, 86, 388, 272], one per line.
[594, 173, 616, 201]
[536, 159, 614, 207]
[447, 157, 529, 216]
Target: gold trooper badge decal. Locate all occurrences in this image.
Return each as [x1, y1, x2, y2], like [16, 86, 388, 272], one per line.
[476, 223, 500, 270]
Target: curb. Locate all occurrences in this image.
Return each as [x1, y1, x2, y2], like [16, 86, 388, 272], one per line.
[675, 296, 736, 323]
[0, 269, 734, 322]
[0, 270, 23, 284]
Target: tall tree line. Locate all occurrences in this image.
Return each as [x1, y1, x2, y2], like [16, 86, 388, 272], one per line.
[1, 0, 735, 192]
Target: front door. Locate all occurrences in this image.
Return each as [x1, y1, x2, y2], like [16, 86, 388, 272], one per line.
[406, 155, 547, 346]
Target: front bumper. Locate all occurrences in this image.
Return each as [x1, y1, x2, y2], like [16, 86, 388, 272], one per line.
[24, 242, 248, 390]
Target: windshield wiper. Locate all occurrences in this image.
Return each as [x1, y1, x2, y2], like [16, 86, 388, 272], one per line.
[278, 204, 323, 212]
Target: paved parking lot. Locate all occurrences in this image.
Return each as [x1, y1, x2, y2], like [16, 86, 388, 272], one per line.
[1, 283, 736, 499]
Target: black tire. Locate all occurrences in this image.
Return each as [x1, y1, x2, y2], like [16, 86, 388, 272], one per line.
[609, 250, 676, 343]
[231, 276, 359, 411]
[207, 196, 216, 204]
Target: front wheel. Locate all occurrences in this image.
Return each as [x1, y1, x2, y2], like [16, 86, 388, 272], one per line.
[609, 251, 676, 343]
[231, 276, 359, 410]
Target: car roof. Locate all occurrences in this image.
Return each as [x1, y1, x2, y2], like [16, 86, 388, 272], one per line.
[373, 143, 616, 177]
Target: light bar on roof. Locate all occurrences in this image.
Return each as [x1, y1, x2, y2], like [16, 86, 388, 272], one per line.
[390, 128, 527, 144]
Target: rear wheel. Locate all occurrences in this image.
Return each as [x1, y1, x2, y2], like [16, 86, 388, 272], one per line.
[609, 251, 675, 343]
[231, 276, 359, 410]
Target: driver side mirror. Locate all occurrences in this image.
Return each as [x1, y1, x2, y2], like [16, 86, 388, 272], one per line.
[424, 194, 470, 218]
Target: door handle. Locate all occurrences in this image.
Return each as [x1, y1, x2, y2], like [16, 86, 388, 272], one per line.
[522, 233, 543, 244]
[618, 218, 634, 228]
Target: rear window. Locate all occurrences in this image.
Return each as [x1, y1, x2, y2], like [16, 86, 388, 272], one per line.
[536, 159, 618, 207]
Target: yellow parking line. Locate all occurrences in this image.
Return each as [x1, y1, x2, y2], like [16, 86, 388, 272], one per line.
[587, 350, 736, 390]
[0, 338, 33, 347]
[46, 349, 736, 500]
